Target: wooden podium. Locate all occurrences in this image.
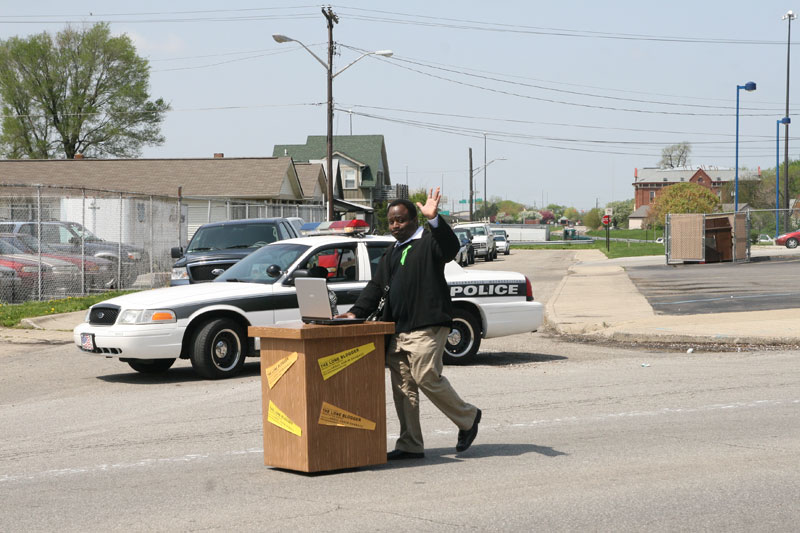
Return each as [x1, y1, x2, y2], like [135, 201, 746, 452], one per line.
[249, 321, 394, 473]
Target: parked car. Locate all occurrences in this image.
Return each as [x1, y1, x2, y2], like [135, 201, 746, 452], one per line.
[0, 233, 114, 290]
[0, 265, 21, 303]
[0, 239, 79, 299]
[286, 217, 305, 235]
[0, 221, 147, 288]
[492, 231, 510, 255]
[453, 228, 475, 264]
[455, 234, 471, 266]
[454, 222, 497, 261]
[775, 229, 800, 249]
[170, 218, 302, 285]
[756, 234, 775, 245]
[76, 231, 544, 378]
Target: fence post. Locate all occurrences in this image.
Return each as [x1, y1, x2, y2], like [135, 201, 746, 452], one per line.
[119, 193, 123, 288]
[149, 196, 154, 279]
[36, 186, 42, 301]
[81, 189, 86, 295]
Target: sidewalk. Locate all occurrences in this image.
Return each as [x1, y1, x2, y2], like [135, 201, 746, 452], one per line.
[545, 248, 800, 346]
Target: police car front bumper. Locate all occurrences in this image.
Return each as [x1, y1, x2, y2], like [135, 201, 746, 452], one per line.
[73, 322, 186, 359]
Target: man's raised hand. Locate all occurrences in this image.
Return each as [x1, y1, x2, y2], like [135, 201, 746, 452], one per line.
[416, 187, 441, 220]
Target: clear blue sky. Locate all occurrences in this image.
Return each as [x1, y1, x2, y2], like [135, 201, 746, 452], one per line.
[2, 1, 799, 210]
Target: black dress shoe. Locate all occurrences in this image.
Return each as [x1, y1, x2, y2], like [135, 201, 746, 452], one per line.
[387, 449, 425, 460]
[456, 408, 482, 452]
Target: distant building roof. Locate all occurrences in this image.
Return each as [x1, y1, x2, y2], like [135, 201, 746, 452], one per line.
[629, 205, 651, 219]
[635, 166, 758, 184]
[273, 135, 389, 187]
[0, 157, 302, 200]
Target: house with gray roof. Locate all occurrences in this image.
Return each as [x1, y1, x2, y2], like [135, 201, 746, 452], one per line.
[0, 155, 325, 246]
[273, 135, 407, 209]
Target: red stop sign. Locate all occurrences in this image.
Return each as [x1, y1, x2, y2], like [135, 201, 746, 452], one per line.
[602, 214, 610, 225]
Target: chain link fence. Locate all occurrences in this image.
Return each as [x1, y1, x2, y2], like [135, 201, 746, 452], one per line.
[0, 184, 324, 303]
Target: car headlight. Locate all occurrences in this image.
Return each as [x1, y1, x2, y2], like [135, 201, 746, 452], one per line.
[117, 309, 177, 325]
[171, 267, 189, 280]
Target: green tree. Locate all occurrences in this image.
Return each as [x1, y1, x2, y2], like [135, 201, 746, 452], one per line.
[0, 23, 169, 159]
[546, 203, 565, 220]
[659, 142, 691, 168]
[583, 208, 602, 229]
[646, 182, 719, 228]
[563, 207, 579, 221]
[606, 199, 634, 228]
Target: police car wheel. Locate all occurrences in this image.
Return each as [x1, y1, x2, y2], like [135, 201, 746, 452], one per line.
[444, 308, 481, 365]
[190, 318, 247, 379]
[126, 358, 175, 374]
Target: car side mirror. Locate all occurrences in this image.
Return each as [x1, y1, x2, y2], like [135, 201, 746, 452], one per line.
[267, 264, 283, 279]
[170, 246, 183, 258]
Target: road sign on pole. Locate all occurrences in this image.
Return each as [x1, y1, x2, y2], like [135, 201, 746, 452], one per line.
[602, 214, 610, 225]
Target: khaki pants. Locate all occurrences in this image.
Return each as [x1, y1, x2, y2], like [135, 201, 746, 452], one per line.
[387, 326, 478, 453]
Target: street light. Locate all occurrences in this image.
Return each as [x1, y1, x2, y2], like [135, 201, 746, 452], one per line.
[776, 116, 791, 238]
[472, 157, 506, 219]
[782, 10, 796, 232]
[272, 32, 392, 221]
[734, 81, 756, 213]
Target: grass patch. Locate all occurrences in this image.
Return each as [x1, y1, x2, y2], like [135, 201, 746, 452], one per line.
[0, 291, 135, 328]
[585, 228, 664, 240]
[513, 240, 665, 259]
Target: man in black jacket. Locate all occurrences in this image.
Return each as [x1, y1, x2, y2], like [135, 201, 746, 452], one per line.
[340, 187, 481, 459]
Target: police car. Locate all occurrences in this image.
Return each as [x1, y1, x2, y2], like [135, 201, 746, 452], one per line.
[74, 220, 543, 379]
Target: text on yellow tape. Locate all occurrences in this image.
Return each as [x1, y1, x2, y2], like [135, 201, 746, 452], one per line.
[317, 342, 375, 380]
[318, 401, 376, 430]
[265, 352, 298, 389]
[267, 401, 302, 436]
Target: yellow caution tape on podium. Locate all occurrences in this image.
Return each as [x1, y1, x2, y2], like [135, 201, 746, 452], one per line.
[318, 401, 376, 430]
[317, 342, 375, 380]
[265, 352, 298, 389]
[268, 401, 302, 436]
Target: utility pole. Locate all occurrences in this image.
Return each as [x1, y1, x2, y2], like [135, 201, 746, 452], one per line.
[323, 6, 338, 221]
[483, 132, 487, 222]
[469, 148, 474, 222]
[783, 11, 796, 232]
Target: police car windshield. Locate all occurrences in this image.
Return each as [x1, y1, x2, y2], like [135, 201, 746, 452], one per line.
[216, 243, 309, 284]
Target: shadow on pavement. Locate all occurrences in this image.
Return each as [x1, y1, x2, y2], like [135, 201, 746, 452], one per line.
[96, 361, 261, 384]
[366, 443, 568, 471]
[471, 352, 567, 366]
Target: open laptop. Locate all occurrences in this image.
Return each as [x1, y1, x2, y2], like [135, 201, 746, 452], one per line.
[295, 277, 366, 325]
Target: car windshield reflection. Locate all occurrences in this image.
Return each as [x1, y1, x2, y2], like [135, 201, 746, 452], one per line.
[215, 243, 309, 284]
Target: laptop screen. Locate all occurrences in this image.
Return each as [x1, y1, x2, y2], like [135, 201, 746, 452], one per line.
[295, 277, 334, 320]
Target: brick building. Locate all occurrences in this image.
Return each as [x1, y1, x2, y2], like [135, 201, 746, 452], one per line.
[632, 167, 759, 210]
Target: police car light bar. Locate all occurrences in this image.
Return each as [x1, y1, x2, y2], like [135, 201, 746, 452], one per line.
[300, 219, 369, 235]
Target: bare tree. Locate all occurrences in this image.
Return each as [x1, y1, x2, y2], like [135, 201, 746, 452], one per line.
[659, 142, 692, 169]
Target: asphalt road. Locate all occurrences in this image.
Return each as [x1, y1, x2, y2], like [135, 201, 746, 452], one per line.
[626, 256, 800, 315]
[1, 250, 799, 531]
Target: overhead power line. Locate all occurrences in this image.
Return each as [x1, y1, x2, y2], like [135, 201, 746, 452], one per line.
[334, 5, 800, 46]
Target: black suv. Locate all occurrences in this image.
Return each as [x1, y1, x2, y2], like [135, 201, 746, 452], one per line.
[0, 220, 148, 288]
[170, 218, 301, 285]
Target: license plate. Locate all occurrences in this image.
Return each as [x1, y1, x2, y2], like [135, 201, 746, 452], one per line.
[80, 333, 95, 351]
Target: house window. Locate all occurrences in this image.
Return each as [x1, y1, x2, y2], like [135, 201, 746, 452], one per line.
[343, 167, 357, 189]
[649, 191, 656, 201]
